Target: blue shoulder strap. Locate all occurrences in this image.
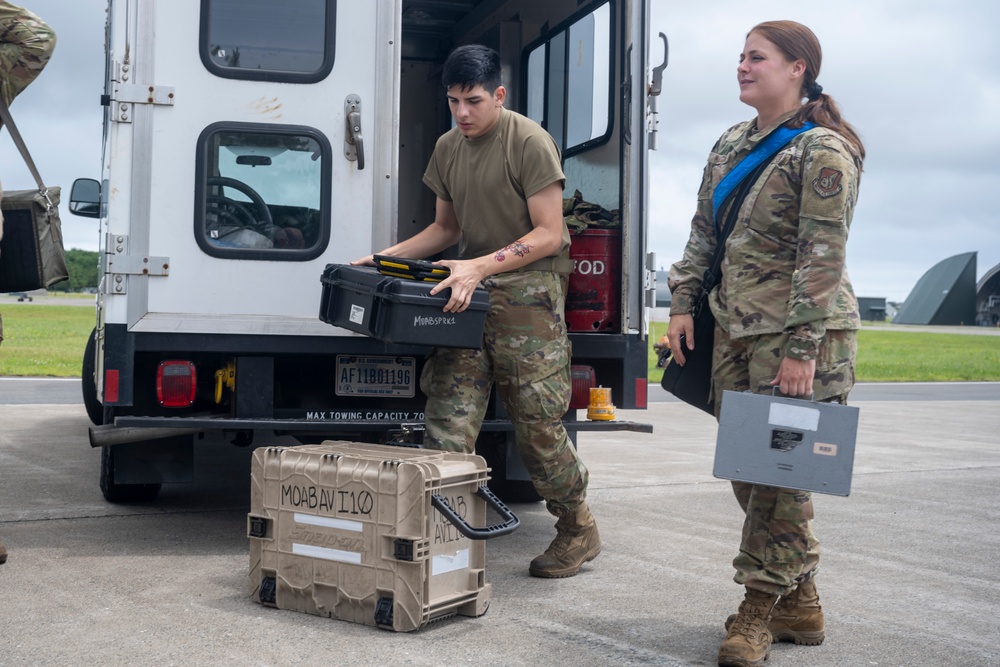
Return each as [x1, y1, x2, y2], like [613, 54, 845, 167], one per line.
[711, 122, 816, 225]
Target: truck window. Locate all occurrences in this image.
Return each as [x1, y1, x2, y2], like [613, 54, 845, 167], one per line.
[523, 1, 613, 157]
[200, 0, 336, 83]
[194, 123, 332, 261]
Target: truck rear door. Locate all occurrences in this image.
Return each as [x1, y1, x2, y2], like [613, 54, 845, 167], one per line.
[518, 0, 653, 408]
[110, 0, 386, 335]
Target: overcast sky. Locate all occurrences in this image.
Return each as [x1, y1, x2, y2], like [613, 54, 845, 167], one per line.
[2, 0, 998, 304]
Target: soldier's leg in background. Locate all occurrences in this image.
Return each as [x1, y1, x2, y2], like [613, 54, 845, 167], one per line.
[490, 271, 586, 516]
[503, 375, 586, 517]
[0, 186, 4, 552]
[0, 5, 57, 107]
[419, 346, 491, 453]
[712, 326, 759, 564]
[733, 483, 817, 595]
[475, 271, 598, 577]
[730, 330, 856, 593]
[1, 179, 4, 346]
[733, 333, 816, 593]
[0, 5, 53, 557]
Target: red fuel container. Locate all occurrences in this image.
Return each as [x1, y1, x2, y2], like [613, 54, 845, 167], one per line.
[566, 229, 621, 332]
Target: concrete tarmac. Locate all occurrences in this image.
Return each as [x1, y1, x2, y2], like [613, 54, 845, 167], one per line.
[1, 386, 998, 666]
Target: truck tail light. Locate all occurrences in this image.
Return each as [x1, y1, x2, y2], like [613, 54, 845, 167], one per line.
[569, 365, 596, 410]
[157, 360, 197, 407]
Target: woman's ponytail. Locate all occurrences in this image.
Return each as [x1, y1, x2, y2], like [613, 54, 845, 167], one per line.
[750, 21, 866, 162]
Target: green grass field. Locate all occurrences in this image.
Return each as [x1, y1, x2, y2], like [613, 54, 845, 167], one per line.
[1, 303, 998, 381]
[648, 321, 1000, 383]
[0, 304, 95, 376]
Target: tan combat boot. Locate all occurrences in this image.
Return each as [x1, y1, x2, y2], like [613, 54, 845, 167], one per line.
[528, 502, 601, 578]
[769, 579, 824, 645]
[718, 587, 779, 667]
[725, 579, 825, 645]
[0, 541, 7, 564]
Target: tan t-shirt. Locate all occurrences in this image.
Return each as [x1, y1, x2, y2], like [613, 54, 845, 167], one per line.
[422, 107, 571, 272]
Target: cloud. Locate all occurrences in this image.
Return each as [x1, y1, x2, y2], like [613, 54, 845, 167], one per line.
[650, 0, 1000, 302]
[3, 0, 998, 305]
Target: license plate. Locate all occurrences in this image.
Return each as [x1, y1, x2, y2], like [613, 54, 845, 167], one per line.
[335, 355, 416, 397]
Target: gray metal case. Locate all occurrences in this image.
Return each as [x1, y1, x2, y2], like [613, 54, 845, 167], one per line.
[714, 390, 860, 496]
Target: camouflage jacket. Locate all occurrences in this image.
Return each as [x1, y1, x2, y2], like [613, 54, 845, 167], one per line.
[0, 0, 56, 109]
[668, 110, 862, 361]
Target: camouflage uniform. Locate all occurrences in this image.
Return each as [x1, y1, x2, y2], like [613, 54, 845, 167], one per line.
[0, 1, 54, 110]
[0, 1, 56, 346]
[668, 110, 863, 595]
[713, 325, 856, 594]
[420, 105, 588, 520]
[421, 270, 588, 517]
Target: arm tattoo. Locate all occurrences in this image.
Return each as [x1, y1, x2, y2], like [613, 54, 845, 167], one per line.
[494, 240, 531, 263]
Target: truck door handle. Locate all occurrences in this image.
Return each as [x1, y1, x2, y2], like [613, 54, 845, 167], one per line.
[649, 32, 668, 97]
[345, 94, 365, 170]
[647, 33, 668, 151]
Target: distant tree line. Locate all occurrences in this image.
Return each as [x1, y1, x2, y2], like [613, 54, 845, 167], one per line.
[49, 248, 100, 292]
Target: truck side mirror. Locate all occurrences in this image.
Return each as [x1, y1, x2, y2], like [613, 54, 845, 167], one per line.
[69, 178, 101, 218]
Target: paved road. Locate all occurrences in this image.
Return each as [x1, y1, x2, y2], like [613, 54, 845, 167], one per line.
[0, 377, 85, 404]
[1, 383, 998, 666]
[0, 292, 95, 307]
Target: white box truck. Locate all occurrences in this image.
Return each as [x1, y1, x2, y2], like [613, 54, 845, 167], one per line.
[69, 0, 664, 503]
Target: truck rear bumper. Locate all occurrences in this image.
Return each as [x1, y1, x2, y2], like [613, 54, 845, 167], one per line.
[91, 415, 653, 447]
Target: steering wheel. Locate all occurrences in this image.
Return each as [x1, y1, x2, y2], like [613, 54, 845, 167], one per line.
[206, 176, 273, 229]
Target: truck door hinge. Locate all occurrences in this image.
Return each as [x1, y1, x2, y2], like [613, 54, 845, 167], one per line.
[644, 251, 658, 309]
[110, 63, 175, 123]
[104, 234, 170, 295]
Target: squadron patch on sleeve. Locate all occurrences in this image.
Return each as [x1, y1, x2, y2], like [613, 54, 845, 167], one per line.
[812, 167, 844, 198]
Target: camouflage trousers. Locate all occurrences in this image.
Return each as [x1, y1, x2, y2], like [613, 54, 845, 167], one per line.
[1, 2, 56, 346]
[420, 271, 588, 517]
[0, 3, 57, 108]
[712, 325, 857, 595]
[1, 180, 3, 345]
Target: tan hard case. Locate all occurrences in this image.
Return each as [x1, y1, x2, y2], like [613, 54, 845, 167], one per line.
[248, 441, 518, 631]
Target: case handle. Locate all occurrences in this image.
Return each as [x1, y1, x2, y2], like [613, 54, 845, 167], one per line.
[771, 386, 815, 402]
[431, 486, 520, 540]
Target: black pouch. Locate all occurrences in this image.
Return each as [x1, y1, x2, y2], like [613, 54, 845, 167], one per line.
[660, 299, 716, 415]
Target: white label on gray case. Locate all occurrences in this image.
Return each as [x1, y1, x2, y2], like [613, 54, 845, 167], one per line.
[768, 403, 820, 432]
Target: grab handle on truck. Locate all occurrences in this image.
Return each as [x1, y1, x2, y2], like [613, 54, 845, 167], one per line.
[344, 94, 365, 170]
